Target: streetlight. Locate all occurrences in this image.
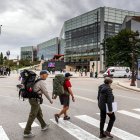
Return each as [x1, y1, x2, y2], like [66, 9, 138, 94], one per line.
[6, 50, 10, 67]
[129, 31, 139, 86]
[6, 50, 10, 60]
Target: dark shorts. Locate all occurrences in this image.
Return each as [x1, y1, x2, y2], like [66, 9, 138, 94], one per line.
[59, 95, 70, 107]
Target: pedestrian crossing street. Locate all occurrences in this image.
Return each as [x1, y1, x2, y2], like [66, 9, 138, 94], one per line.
[1, 108, 140, 140]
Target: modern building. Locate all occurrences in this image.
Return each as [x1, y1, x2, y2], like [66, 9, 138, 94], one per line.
[59, 26, 65, 55]
[60, 7, 140, 72]
[20, 46, 37, 61]
[37, 37, 59, 61]
[122, 16, 140, 32]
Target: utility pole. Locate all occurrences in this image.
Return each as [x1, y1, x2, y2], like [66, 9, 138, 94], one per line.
[104, 39, 106, 69]
[96, 11, 99, 75]
[0, 25, 2, 35]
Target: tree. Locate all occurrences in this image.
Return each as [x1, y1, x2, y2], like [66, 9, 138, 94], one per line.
[103, 29, 140, 69]
[20, 59, 31, 66]
[103, 29, 140, 86]
[0, 52, 3, 65]
[4, 56, 7, 60]
[4, 60, 14, 67]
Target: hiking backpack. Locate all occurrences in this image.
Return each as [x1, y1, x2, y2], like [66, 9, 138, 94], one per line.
[53, 74, 69, 96]
[17, 69, 42, 103]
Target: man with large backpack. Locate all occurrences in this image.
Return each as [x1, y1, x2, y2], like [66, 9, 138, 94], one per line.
[23, 70, 53, 138]
[53, 73, 75, 123]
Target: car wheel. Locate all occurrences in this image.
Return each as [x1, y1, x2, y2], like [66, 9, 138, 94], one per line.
[124, 75, 127, 78]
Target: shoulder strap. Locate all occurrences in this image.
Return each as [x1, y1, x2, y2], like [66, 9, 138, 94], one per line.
[34, 78, 43, 93]
[35, 78, 42, 84]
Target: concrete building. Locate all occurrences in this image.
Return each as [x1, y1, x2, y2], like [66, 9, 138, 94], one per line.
[20, 46, 37, 61]
[122, 16, 140, 32]
[37, 37, 59, 61]
[60, 7, 140, 72]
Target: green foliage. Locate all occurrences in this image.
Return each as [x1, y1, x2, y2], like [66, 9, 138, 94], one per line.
[0, 52, 3, 65]
[4, 56, 7, 60]
[103, 29, 140, 69]
[4, 60, 15, 67]
[18, 59, 40, 69]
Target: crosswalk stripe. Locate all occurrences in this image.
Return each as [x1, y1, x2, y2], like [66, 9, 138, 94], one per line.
[133, 108, 140, 112]
[19, 122, 39, 129]
[76, 115, 140, 140]
[0, 126, 9, 140]
[118, 110, 140, 119]
[51, 118, 100, 140]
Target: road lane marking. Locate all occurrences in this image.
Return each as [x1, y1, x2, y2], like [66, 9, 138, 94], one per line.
[51, 118, 100, 140]
[133, 108, 140, 112]
[0, 126, 9, 140]
[48, 86, 140, 102]
[116, 94, 140, 101]
[48, 90, 97, 103]
[42, 104, 61, 111]
[48, 89, 97, 103]
[75, 95, 97, 103]
[76, 115, 140, 140]
[19, 122, 39, 129]
[118, 110, 140, 119]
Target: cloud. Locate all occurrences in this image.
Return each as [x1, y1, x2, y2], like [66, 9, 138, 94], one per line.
[0, 0, 140, 59]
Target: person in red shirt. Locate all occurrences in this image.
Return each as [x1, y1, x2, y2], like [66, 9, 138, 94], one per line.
[54, 73, 75, 123]
[107, 70, 110, 77]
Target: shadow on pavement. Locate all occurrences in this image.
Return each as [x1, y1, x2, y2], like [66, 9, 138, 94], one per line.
[0, 76, 7, 78]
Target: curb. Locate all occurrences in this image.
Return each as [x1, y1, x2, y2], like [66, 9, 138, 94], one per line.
[117, 82, 140, 92]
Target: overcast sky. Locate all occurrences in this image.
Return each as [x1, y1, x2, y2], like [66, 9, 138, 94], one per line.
[0, 0, 140, 59]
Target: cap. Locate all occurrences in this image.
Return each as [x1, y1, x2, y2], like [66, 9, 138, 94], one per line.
[104, 77, 113, 84]
[65, 73, 73, 77]
[40, 70, 49, 75]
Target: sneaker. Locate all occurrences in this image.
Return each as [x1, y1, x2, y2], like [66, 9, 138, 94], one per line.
[104, 131, 113, 138]
[64, 116, 70, 120]
[54, 114, 59, 123]
[41, 124, 50, 131]
[99, 133, 106, 138]
[23, 132, 35, 138]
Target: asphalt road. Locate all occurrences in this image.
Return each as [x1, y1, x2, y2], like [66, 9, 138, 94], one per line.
[0, 76, 140, 140]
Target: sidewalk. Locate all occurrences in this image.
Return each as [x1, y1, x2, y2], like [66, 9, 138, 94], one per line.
[118, 79, 140, 92]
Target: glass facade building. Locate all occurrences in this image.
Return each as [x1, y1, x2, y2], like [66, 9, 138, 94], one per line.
[21, 46, 37, 61]
[37, 37, 59, 60]
[62, 7, 140, 71]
